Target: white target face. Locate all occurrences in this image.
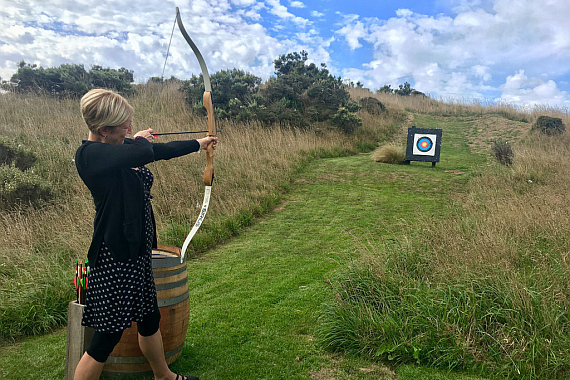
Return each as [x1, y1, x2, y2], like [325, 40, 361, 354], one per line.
[412, 134, 437, 156]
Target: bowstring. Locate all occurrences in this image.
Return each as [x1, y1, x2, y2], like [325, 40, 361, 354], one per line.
[149, 12, 186, 252]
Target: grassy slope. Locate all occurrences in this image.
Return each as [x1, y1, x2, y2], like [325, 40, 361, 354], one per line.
[0, 113, 495, 379]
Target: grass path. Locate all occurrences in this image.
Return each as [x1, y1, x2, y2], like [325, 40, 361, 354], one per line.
[0, 114, 502, 379]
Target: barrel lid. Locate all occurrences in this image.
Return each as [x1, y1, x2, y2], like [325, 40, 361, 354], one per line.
[152, 244, 185, 268]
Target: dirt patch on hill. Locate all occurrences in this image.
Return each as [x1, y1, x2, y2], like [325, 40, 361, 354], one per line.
[466, 114, 530, 153]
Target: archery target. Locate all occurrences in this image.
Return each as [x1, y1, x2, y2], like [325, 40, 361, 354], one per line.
[413, 134, 437, 156]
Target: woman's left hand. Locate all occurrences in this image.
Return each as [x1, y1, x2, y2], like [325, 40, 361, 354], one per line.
[134, 128, 155, 142]
[197, 136, 218, 151]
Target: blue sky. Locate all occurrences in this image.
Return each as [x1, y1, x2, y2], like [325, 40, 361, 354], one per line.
[1, 0, 569, 108]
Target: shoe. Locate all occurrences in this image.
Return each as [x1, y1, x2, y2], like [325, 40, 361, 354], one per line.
[175, 375, 199, 380]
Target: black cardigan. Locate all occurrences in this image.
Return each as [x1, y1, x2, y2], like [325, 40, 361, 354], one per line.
[75, 137, 200, 266]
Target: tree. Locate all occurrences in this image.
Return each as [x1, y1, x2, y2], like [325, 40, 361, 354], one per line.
[180, 69, 261, 119]
[303, 76, 349, 122]
[89, 66, 134, 95]
[56, 64, 90, 96]
[378, 81, 425, 97]
[9, 61, 45, 93]
[263, 51, 319, 110]
[260, 51, 354, 129]
[359, 97, 385, 115]
[377, 85, 393, 94]
[394, 81, 413, 96]
[179, 51, 359, 132]
[148, 76, 180, 84]
[8, 61, 134, 97]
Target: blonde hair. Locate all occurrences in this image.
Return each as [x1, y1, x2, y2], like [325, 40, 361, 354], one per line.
[80, 89, 134, 134]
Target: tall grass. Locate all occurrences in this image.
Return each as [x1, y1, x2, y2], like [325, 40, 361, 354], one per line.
[0, 84, 398, 341]
[348, 87, 570, 126]
[318, 124, 570, 378]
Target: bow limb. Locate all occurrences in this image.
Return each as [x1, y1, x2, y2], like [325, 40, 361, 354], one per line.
[176, 7, 217, 263]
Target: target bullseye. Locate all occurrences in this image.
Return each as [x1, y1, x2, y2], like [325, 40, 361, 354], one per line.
[416, 137, 433, 152]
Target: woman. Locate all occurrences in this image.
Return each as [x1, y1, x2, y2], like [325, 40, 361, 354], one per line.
[74, 88, 216, 380]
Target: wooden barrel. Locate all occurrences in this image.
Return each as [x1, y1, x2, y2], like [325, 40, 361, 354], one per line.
[102, 244, 190, 376]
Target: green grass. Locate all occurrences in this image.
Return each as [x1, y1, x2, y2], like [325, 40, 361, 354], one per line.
[0, 114, 493, 379]
[318, 116, 570, 379]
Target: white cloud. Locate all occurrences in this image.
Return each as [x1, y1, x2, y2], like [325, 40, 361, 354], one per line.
[472, 65, 491, 82]
[0, 0, 289, 83]
[335, 20, 367, 50]
[231, 0, 258, 5]
[1, 0, 569, 107]
[336, 12, 360, 24]
[335, 0, 570, 106]
[448, 0, 495, 14]
[395, 9, 414, 17]
[498, 70, 570, 107]
[266, 0, 310, 27]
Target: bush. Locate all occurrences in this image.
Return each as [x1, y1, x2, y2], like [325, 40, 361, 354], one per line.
[344, 100, 361, 113]
[8, 61, 134, 98]
[532, 116, 566, 135]
[372, 143, 406, 164]
[0, 137, 37, 171]
[0, 165, 54, 209]
[331, 107, 363, 134]
[359, 97, 386, 115]
[492, 139, 513, 166]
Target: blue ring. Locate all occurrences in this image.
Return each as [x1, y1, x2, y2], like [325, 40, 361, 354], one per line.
[416, 137, 433, 152]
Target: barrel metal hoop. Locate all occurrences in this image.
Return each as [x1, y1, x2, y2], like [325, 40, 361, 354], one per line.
[157, 292, 189, 307]
[155, 277, 188, 291]
[153, 266, 187, 278]
[153, 256, 186, 268]
[105, 344, 183, 364]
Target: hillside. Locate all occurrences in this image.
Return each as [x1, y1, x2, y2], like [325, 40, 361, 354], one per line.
[1, 88, 570, 379]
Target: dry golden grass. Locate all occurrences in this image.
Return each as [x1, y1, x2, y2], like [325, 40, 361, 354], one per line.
[371, 143, 406, 164]
[348, 87, 570, 127]
[0, 84, 366, 305]
[0, 93, 93, 276]
[422, 132, 570, 290]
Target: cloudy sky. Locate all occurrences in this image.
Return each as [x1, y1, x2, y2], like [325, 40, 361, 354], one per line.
[1, 0, 569, 107]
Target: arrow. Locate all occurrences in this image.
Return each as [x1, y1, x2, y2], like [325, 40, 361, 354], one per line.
[152, 130, 221, 136]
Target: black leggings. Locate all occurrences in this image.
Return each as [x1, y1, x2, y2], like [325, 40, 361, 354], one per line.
[86, 308, 161, 363]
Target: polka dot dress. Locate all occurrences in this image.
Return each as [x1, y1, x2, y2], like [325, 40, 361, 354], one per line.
[82, 167, 157, 333]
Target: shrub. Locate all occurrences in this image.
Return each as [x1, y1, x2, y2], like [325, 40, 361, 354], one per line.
[0, 136, 37, 171]
[344, 100, 361, 113]
[8, 61, 134, 98]
[359, 97, 386, 115]
[372, 143, 406, 164]
[492, 139, 513, 166]
[0, 165, 54, 209]
[331, 107, 363, 134]
[532, 116, 566, 135]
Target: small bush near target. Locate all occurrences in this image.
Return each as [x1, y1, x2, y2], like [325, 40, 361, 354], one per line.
[372, 143, 406, 164]
[492, 139, 513, 166]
